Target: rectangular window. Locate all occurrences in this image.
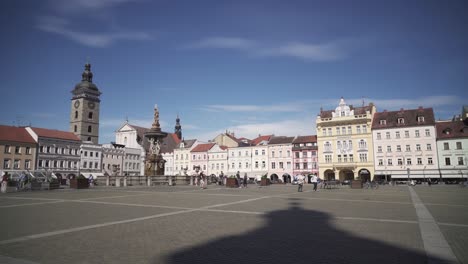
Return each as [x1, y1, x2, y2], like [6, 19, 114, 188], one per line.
[336, 127, 340, 135]
[349, 154, 353, 162]
[338, 155, 342, 163]
[445, 157, 451, 166]
[386, 132, 390, 139]
[387, 146, 391, 152]
[427, 144, 432, 151]
[417, 158, 422, 165]
[444, 142, 449, 150]
[3, 159, 10, 169]
[416, 144, 421, 151]
[376, 133, 381, 140]
[398, 158, 403, 165]
[359, 153, 367, 162]
[322, 129, 326, 136]
[388, 159, 393, 166]
[398, 118, 405, 124]
[255, 150, 258, 156]
[380, 120, 386, 125]
[303, 162, 308, 169]
[377, 146, 382, 152]
[363, 125, 367, 133]
[325, 155, 332, 163]
[256, 161, 259, 168]
[15, 146, 21, 154]
[262, 161, 265, 168]
[238, 162, 242, 169]
[396, 131, 400, 138]
[415, 130, 420, 137]
[83, 162, 87, 168]
[295, 163, 300, 169]
[378, 159, 383, 166]
[425, 129, 430, 137]
[4, 145, 11, 154]
[26, 147, 31, 154]
[328, 128, 332, 136]
[356, 126, 361, 134]
[427, 158, 433, 165]
[25, 160, 31, 169]
[279, 162, 283, 169]
[295, 152, 300, 158]
[406, 158, 412, 165]
[13, 159, 20, 169]
[271, 162, 276, 169]
[348, 126, 352, 134]
[46, 146, 50, 153]
[406, 145, 411, 152]
[342, 127, 346, 135]
[302, 151, 307, 158]
[458, 157, 464, 165]
[456, 142, 462, 150]
[405, 131, 409, 138]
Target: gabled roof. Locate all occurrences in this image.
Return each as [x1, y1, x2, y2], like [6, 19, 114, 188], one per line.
[293, 135, 317, 144]
[30, 127, 81, 141]
[179, 139, 197, 148]
[268, 136, 295, 145]
[372, 107, 435, 129]
[436, 120, 468, 140]
[251, 135, 272, 146]
[191, 143, 215, 152]
[160, 133, 181, 154]
[0, 125, 36, 144]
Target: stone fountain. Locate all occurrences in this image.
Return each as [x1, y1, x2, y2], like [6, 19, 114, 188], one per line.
[144, 104, 168, 176]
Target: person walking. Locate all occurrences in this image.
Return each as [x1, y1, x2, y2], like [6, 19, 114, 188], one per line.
[311, 174, 318, 191]
[243, 173, 248, 188]
[1, 171, 8, 193]
[427, 178, 432, 187]
[200, 172, 207, 189]
[236, 171, 241, 188]
[297, 174, 305, 192]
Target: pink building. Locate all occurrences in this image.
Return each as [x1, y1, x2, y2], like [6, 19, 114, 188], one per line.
[190, 143, 215, 173]
[292, 135, 319, 181]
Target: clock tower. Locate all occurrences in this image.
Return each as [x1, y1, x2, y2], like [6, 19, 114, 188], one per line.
[69, 62, 102, 144]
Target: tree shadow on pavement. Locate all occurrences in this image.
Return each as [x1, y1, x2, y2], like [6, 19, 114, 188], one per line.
[164, 200, 449, 264]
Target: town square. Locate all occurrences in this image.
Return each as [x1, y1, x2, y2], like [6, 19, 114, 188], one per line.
[0, 0, 467, 263]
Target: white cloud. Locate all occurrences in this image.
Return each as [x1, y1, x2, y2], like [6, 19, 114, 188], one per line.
[186, 37, 256, 50]
[36, 16, 151, 47]
[185, 37, 346, 62]
[191, 119, 316, 142]
[50, 0, 142, 13]
[260, 42, 345, 61]
[343, 95, 461, 111]
[203, 102, 308, 113]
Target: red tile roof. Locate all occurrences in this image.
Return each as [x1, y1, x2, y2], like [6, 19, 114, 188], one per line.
[30, 127, 81, 141]
[372, 107, 435, 129]
[191, 143, 215, 152]
[0, 125, 36, 144]
[251, 135, 272, 145]
[293, 135, 317, 144]
[436, 120, 468, 140]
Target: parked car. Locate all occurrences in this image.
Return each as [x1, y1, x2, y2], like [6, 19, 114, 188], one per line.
[341, 180, 351, 185]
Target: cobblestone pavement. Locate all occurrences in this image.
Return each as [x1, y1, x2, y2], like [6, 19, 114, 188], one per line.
[0, 184, 466, 264]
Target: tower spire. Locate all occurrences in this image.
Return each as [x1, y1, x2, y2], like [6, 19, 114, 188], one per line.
[82, 61, 93, 82]
[151, 104, 161, 131]
[175, 114, 182, 140]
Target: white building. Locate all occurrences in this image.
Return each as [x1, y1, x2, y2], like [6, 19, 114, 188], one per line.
[227, 145, 253, 177]
[372, 107, 439, 182]
[173, 139, 199, 175]
[115, 122, 147, 175]
[80, 141, 103, 178]
[250, 135, 272, 178]
[435, 119, 468, 181]
[207, 144, 228, 176]
[123, 147, 141, 176]
[267, 136, 294, 182]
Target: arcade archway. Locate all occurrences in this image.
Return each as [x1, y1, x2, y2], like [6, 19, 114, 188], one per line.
[324, 170, 335, 180]
[359, 169, 371, 182]
[339, 169, 354, 181]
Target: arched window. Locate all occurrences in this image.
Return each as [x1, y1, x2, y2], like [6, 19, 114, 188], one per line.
[124, 137, 127, 145]
[74, 125, 77, 132]
[75, 111, 78, 119]
[88, 126, 92, 133]
[324, 142, 331, 152]
[88, 112, 93, 119]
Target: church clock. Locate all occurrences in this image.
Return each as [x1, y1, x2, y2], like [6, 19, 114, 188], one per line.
[74, 100, 80, 108]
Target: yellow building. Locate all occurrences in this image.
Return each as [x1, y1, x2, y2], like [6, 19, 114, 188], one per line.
[317, 98, 376, 181]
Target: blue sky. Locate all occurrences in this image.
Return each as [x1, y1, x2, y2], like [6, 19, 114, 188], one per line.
[0, 0, 466, 144]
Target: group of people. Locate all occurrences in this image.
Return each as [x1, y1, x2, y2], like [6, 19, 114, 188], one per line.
[294, 174, 319, 192]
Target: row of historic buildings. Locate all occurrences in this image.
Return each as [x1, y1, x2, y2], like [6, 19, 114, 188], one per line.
[1, 63, 466, 182]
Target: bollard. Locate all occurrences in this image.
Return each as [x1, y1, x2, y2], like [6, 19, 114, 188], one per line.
[169, 175, 173, 186]
[190, 175, 193, 185]
[123, 176, 127, 187]
[106, 176, 110, 186]
[147, 176, 151, 186]
[115, 177, 121, 187]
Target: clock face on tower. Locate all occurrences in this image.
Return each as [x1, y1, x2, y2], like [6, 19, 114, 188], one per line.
[88, 102, 95, 109]
[74, 100, 80, 109]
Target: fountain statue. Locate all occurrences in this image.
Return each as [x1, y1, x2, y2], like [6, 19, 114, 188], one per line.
[144, 104, 168, 176]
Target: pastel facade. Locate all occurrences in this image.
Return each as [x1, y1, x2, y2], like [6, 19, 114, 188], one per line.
[267, 136, 294, 182]
[317, 98, 376, 181]
[292, 135, 318, 177]
[372, 107, 439, 181]
[207, 144, 228, 176]
[227, 146, 253, 177]
[80, 142, 103, 178]
[102, 143, 125, 176]
[0, 125, 37, 172]
[190, 143, 215, 173]
[436, 120, 468, 180]
[173, 139, 199, 175]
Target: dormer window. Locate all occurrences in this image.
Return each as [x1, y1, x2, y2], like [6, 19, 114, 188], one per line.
[398, 118, 405, 124]
[379, 120, 386, 125]
[417, 116, 424, 123]
[443, 128, 451, 135]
